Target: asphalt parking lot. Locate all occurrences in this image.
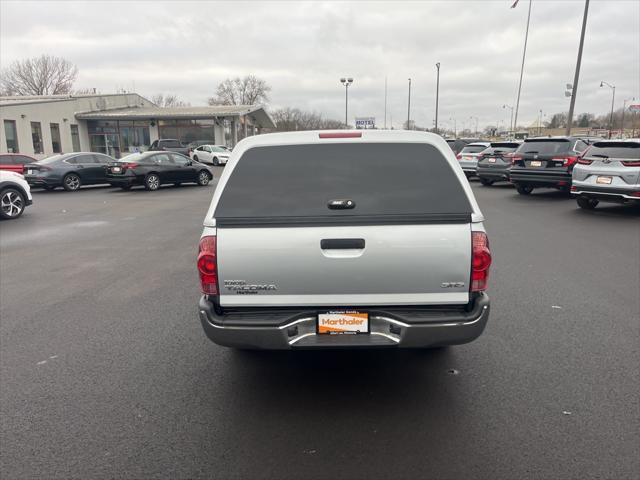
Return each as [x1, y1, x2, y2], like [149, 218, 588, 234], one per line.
[1, 174, 639, 480]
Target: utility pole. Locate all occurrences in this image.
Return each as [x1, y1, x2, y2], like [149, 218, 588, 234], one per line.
[435, 63, 441, 134]
[407, 78, 412, 130]
[513, 0, 533, 137]
[384, 76, 388, 129]
[566, 0, 590, 136]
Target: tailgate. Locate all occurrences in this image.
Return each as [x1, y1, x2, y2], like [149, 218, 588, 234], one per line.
[217, 223, 471, 307]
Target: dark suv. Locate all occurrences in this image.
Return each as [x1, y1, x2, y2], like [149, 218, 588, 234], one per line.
[149, 139, 189, 156]
[477, 141, 521, 185]
[509, 137, 590, 195]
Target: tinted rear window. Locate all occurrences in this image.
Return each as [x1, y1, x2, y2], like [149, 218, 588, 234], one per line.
[215, 143, 472, 224]
[460, 145, 487, 154]
[517, 139, 572, 155]
[586, 142, 640, 159]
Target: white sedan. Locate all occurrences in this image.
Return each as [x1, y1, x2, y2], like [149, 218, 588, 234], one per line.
[0, 170, 33, 219]
[190, 145, 231, 166]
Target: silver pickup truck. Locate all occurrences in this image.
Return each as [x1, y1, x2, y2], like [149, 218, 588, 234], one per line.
[197, 130, 492, 349]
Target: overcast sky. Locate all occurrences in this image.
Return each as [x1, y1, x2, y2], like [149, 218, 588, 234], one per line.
[1, 0, 639, 130]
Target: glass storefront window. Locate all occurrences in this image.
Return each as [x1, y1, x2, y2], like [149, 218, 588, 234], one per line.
[50, 123, 62, 153]
[31, 122, 43, 154]
[4, 120, 19, 153]
[70, 125, 81, 152]
[158, 119, 215, 144]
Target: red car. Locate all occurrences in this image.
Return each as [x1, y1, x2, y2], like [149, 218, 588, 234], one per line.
[0, 153, 37, 174]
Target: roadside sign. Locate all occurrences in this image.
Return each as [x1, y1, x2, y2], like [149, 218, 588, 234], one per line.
[355, 117, 376, 129]
[628, 104, 640, 112]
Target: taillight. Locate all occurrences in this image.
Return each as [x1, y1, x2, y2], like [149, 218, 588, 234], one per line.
[621, 160, 640, 167]
[319, 132, 362, 139]
[471, 232, 491, 292]
[577, 157, 593, 165]
[456, 153, 462, 160]
[122, 162, 139, 169]
[631, 192, 640, 197]
[197, 236, 218, 294]
[570, 186, 577, 192]
[553, 156, 578, 166]
[511, 155, 522, 164]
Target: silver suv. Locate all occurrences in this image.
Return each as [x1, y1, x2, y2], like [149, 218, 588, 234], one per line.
[197, 130, 492, 350]
[572, 140, 640, 209]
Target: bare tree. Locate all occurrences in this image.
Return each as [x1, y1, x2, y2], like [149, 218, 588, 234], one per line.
[0, 54, 78, 96]
[208, 75, 271, 106]
[151, 93, 190, 107]
[271, 107, 345, 131]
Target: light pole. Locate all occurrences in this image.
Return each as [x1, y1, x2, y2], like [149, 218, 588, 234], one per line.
[503, 104, 514, 137]
[512, 0, 533, 137]
[449, 117, 457, 137]
[470, 116, 479, 137]
[600, 81, 616, 138]
[407, 78, 412, 130]
[340, 77, 353, 127]
[566, 0, 590, 135]
[435, 63, 441, 134]
[621, 97, 635, 136]
[538, 109, 543, 135]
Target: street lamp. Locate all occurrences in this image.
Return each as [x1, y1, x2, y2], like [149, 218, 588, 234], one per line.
[470, 116, 479, 137]
[503, 104, 514, 137]
[435, 63, 441, 134]
[621, 97, 635, 137]
[600, 80, 616, 138]
[407, 78, 412, 130]
[340, 77, 353, 127]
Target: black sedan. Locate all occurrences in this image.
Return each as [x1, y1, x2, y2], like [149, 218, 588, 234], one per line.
[23, 153, 116, 191]
[106, 151, 214, 191]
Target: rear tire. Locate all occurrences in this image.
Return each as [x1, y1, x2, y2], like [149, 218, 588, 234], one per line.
[144, 173, 160, 191]
[479, 178, 494, 186]
[62, 173, 81, 191]
[193, 155, 199, 162]
[0, 188, 26, 219]
[577, 197, 598, 210]
[197, 170, 211, 186]
[516, 184, 533, 195]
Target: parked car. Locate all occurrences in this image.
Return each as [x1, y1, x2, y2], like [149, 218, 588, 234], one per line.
[571, 139, 640, 209]
[457, 142, 491, 177]
[509, 137, 590, 195]
[0, 153, 37, 174]
[106, 151, 214, 191]
[197, 130, 492, 350]
[190, 145, 231, 166]
[149, 139, 190, 156]
[446, 138, 481, 155]
[476, 141, 522, 185]
[23, 152, 116, 191]
[0, 170, 32, 219]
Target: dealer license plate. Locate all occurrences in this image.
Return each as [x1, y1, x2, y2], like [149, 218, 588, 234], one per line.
[530, 160, 542, 167]
[596, 176, 612, 184]
[488, 158, 496, 163]
[112, 166, 122, 173]
[27, 169, 34, 175]
[317, 311, 369, 335]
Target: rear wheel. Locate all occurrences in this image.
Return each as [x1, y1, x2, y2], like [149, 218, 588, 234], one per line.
[479, 178, 494, 186]
[0, 188, 26, 219]
[516, 184, 533, 195]
[197, 170, 211, 186]
[144, 173, 160, 191]
[577, 196, 598, 210]
[62, 173, 81, 191]
[193, 155, 199, 162]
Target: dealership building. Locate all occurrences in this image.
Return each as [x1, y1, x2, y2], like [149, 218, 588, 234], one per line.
[0, 93, 275, 159]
